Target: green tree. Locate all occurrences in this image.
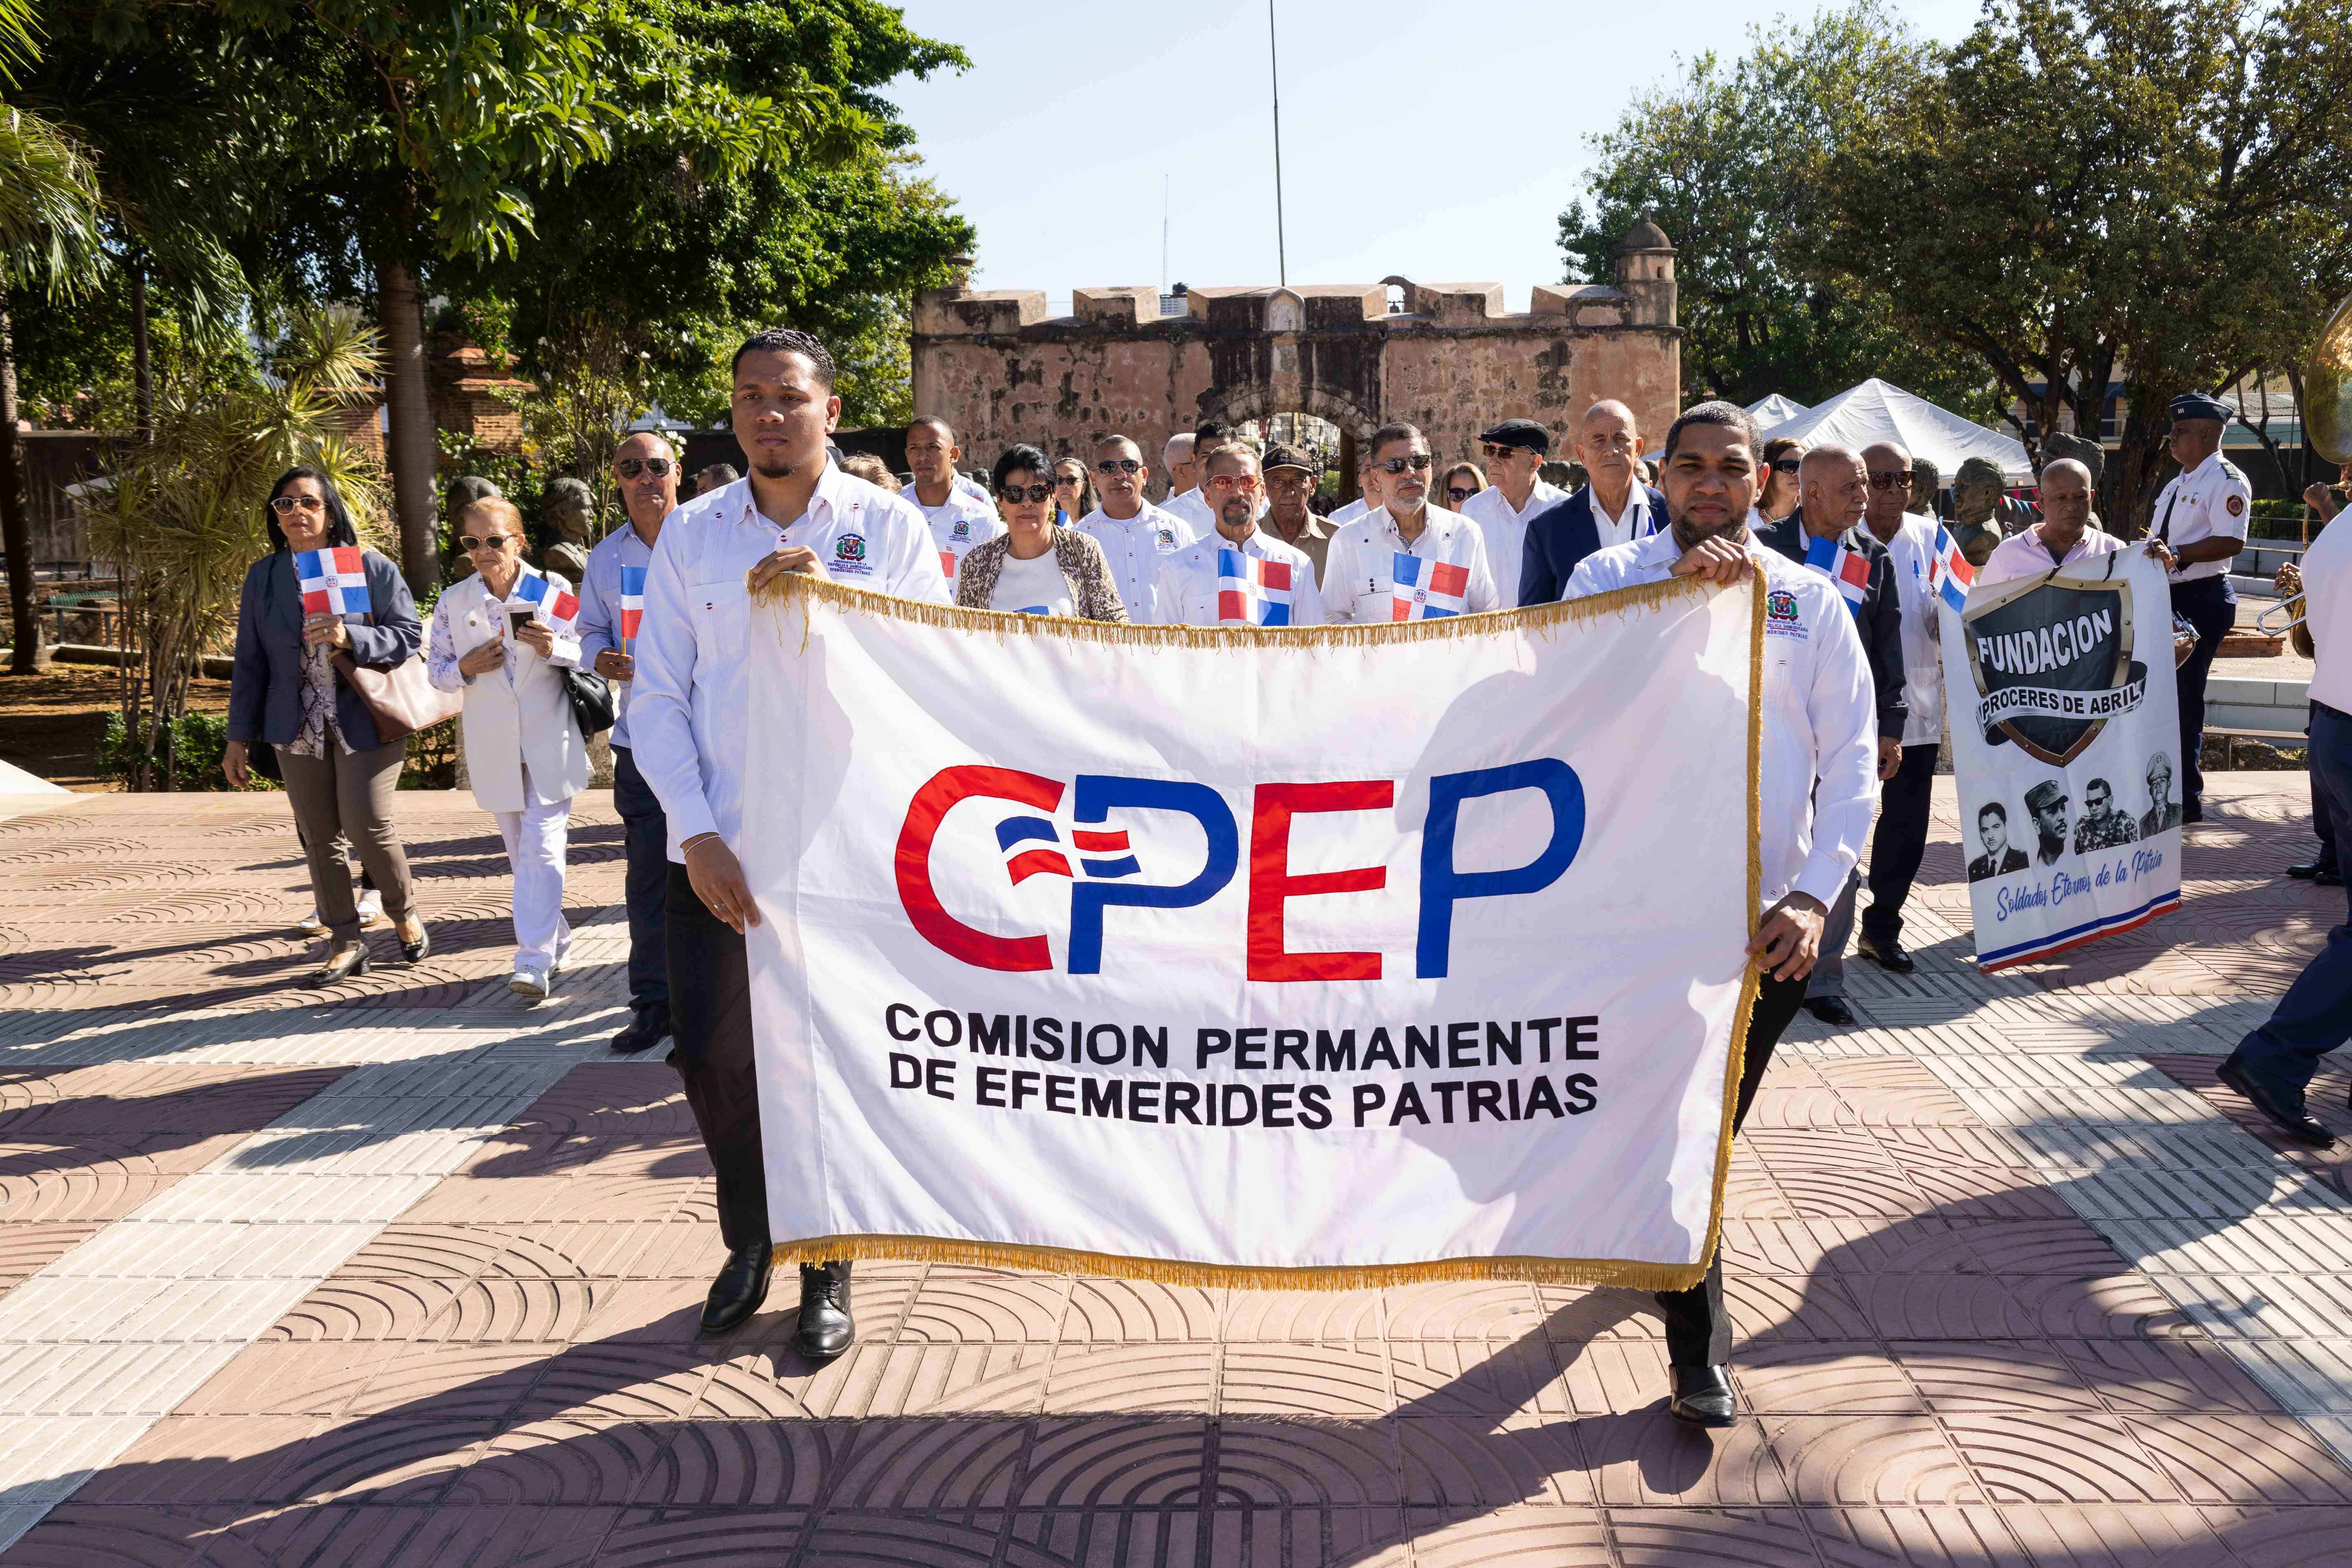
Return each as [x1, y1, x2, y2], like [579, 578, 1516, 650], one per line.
[1558, 4, 2001, 420]
[1820, 0, 2352, 527]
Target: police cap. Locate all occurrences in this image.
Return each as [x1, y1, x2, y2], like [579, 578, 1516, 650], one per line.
[2024, 780, 2069, 814]
[2168, 392, 2232, 426]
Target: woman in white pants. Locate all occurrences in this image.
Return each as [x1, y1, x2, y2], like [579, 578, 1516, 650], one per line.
[427, 498, 591, 997]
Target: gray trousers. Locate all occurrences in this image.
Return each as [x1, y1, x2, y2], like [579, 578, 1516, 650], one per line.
[1808, 866, 1861, 1000]
[280, 739, 415, 942]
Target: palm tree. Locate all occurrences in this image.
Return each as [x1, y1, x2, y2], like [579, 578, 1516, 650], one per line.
[0, 0, 106, 674]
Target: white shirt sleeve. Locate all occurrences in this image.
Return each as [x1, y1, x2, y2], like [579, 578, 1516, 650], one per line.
[2211, 465, 2253, 542]
[1563, 556, 1606, 600]
[1288, 553, 1326, 626]
[1794, 596, 1880, 908]
[1148, 555, 1186, 627]
[1321, 531, 1363, 622]
[629, 513, 721, 848]
[1459, 524, 1501, 614]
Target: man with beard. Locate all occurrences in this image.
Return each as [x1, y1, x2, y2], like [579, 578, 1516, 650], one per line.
[633, 328, 948, 1351]
[1152, 445, 1325, 626]
[1555, 400, 1876, 1427]
[1256, 443, 1334, 586]
[1756, 444, 1907, 1027]
[2026, 780, 2072, 865]
[1076, 434, 1198, 623]
[1968, 802, 2030, 882]
[1518, 400, 1668, 604]
[1321, 422, 1501, 622]
[2074, 778, 2140, 854]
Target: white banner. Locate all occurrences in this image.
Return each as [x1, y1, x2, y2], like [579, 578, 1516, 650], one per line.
[1942, 548, 2185, 970]
[738, 572, 1764, 1290]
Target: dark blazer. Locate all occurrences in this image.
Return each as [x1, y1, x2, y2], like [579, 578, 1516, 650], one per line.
[1516, 483, 1669, 607]
[1755, 512, 1909, 741]
[1968, 846, 2030, 882]
[227, 547, 423, 752]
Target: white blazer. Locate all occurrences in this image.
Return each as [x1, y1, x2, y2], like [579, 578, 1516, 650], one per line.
[427, 571, 590, 813]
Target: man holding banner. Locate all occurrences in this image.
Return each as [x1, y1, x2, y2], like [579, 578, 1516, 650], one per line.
[633, 328, 950, 1348]
[1151, 445, 1326, 627]
[578, 431, 681, 1055]
[1558, 400, 1879, 1424]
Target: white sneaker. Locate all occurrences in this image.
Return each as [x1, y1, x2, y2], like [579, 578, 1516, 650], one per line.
[356, 890, 386, 927]
[508, 964, 551, 1000]
[297, 909, 325, 935]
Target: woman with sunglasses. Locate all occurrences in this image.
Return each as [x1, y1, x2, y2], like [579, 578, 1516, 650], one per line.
[1051, 457, 1094, 527]
[224, 467, 430, 986]
[426, 496, 593, 999]
[953, 444, 1128, 621]
[1754, 437, 1806, 527]
[1441, 462, 1486, 511]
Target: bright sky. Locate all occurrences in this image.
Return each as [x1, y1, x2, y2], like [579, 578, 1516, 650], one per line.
[887, 0, 1988, 316]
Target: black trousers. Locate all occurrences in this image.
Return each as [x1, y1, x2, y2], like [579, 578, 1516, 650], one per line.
[665, 863, 767, 1252]
[2171, 576, 2236, 815]
[1656, 971, 1812, 1367]
[1862, 743, 1943, 946]
[611, 747, 672, 1011]
[2314, 705, 2340, 870]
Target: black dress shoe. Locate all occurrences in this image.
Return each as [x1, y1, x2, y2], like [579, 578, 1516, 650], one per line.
[397, 922, 430, 964]
[1669, 1364, 1738, 1427]
[2183, 803, 2205, 824]
[792, 1260, 855, 1360]
[2319, 868, 2345, 888]
[699, 1243, 773, 1335]
[306, 943, 370, 987]
[611, 1005, 672, 1055]
[1805, 996, 1857, 1027]
[1855, 933, 1915, 973]
[2288, 860, 2326, 879]
[2216, 1054, 2334, 1148]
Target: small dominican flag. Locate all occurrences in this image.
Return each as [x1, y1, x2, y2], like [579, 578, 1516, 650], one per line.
[511, 569, 581, 637]
[1390, 553, 1468, 620]
[1927, 525, 1975, 613]
[1803, 534, 1871, 619]
[294, 547, 370, 618]
[618, 564, 646, 652]
[1216, 548, 1294, 626]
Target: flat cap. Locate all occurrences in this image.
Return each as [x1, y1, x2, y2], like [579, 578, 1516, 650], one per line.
[1478, 417, 1551, 455]
[2024, 779, 2069, 814]
[2169, 391, 2232, 424]
[1262, 443, 1317, 474]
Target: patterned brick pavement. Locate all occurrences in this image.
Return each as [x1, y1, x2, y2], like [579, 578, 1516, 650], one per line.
[0, 776, 2346, 1566]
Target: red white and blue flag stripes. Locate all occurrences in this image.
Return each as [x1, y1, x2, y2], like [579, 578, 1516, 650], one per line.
[1216, 549, 1294, 626]
[1390, 553, 1469, 620]
[510, 568, 581, 637]
[1927, 525, 1975, 613]
[619, 565, 646, 652]
[1802, 534, 1871, 619]
[294, 547, 370, 618]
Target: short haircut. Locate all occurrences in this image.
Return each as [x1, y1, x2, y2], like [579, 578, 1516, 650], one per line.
[697, 464, 739, 489]
[907, 413, 954, 443]
[1163, 433, 1196, 464]
[1801, 443, 1860, 473]
[1204, 443, 1260, 476]
[1367, 420, 1425, 456]
[991, 443, 1051, 493]
[615, 430, 675, 459]
[839, 453, 897, 491]
[2086, 777, 2112, 795]
[1979, 802, 2007, 823]
[731, 327, 837, 388]
[459, 496, 526, 534]
[1659, 401, 1758, 465]
[1581, 398, 1636, 429]
[1761, 436, 1804, 469]
[1097, 434, 1143, 460]
[2041, 457, 2093, 489]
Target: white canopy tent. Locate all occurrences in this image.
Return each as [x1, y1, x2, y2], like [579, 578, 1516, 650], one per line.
[1756, 377, 2034, 484]
[1744, 392, 1809, 427]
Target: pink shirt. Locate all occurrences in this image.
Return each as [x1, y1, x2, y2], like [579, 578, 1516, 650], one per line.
[1978, 524, 2125, 587]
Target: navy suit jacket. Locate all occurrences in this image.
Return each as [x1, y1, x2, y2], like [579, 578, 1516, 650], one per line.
[1754, 512, 1909, 741]
[1516, 484, 1669, 607]
[227, 547, 423, 752]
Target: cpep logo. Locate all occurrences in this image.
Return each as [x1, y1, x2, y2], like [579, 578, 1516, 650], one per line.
[893, 762, 1584, 981]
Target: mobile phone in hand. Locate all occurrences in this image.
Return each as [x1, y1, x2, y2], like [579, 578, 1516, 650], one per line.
[508, 609, 534, 636]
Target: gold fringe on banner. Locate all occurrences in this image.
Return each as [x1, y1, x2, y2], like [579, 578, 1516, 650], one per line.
[754, 561, 1772, 1294]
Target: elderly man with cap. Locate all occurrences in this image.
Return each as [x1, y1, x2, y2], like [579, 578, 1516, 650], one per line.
[2145, 391, 2253, 824]
[1519, 401, 1670, 605]
[1459, 418, 1567, 608]
[1258, 443, 1334, 585]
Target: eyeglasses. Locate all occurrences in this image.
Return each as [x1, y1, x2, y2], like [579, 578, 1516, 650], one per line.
[1770, 459, 1802, 475]
[1207, 474, 1262, 491]
[269, 495, 324, 515]
[459, 534, 517, 551]
[1446, 486, 1475, 503]
[1866, 470, 1909, 490]
[997, 483, 1053, 503]
[616, 457, 674, 479]
[1481, 443, 1537, 461]
[1054, 474, 1082, 486]
[1094, 458, 1143, 476]
[1375, 454, 1433, 475]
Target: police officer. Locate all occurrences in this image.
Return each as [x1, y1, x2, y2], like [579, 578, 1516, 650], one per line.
[2146, 392, 2253, 824]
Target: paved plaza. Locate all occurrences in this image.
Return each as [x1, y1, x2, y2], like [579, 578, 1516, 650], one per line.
[0, 777, 2346, 1566]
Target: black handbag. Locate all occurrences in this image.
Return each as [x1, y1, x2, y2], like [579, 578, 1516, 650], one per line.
[561, 665, 615, 738]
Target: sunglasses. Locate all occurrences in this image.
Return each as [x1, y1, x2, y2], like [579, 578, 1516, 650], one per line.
[1054, 474, 1082, 486]
[1094, 458, 1143, 476]
[616, 457, 674, 479]
[1376, 454, 1434, 475]
[459, 534, 517, 551]
[1446, 486, 1475, 503]
[997, 484, 1053, 503]
[269, 494, 324, 515]
[1481, 443, 1537, 461]
[1771, 459, 1802, 474]
[1207, 474, 1262, 491]
[1866, 470, 1909, 490]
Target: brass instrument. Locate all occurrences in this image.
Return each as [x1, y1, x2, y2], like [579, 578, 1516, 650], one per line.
[2312, 290, 2352, 469]
[2261, 562, 2316, 658]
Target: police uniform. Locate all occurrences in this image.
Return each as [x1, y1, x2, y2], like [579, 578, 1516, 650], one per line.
[2149, 392, 2253, 820]
[1150, 527, 1326, 627]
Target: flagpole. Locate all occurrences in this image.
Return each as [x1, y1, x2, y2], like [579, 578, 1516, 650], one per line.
[1268, 0, 1288, 288]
